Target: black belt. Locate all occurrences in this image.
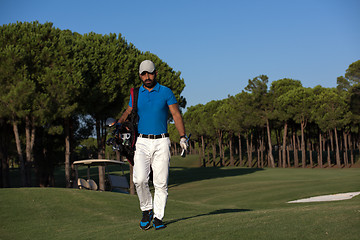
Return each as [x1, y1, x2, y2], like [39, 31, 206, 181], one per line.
[138, 133, 169, 139]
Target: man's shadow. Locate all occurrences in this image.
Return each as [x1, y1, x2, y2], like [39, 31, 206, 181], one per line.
[166, 208, 251, 225]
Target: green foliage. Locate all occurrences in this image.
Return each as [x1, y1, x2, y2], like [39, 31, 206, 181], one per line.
[168, 123, 180, 143]
[1, 20, 359, 184]
[183, 104, 204, 140]
[0, 21, 187, 186]
[75, 137, 98, 159]
[1, 21, 187, 125]
[336, 60, 360, 129]
[312, 87, 349, 131]
[202, 100, 222, 138]
[182, 61, 360, 169]
[276, 86, 314, 125]
[337, 60, 360, 91]
[270, 78, 303, 122]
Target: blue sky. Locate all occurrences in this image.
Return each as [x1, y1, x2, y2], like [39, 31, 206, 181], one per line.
[1, 0, 359, 109]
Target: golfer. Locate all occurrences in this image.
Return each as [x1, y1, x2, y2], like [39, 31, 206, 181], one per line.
[118, 60, 187, 230]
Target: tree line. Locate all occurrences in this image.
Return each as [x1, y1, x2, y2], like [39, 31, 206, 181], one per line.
[177, 61, 360, 169]
[0, 21, 186, 188]
[1, 21, 359, 189]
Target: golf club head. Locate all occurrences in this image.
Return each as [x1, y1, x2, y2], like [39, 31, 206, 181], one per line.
[106, 117, 117, 127]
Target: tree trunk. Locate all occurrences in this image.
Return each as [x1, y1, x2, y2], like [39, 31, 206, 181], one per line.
[0, 119, 10, 187]
[300, 121, 306, 168]
[257, 144, 260, 168]
[35, 128, 55, 187]
[173, 142, 177, 155]
[343, 131, 349, 167]
[222, 142, 225, 164]
[238, 133, 242, 166]
[250, 133, 253, 167]
[278, 146, 282, 168]
[329, 130, 334, 151]
[229, 133, 234, 166]
[13, 121, 26, 186]
[206, 148, 210, 166]
[96, 119, 106, 191]
[287, 145, 290, 168]
[212, 143, 216, 167]
[308, 140, 313, 168]
[217, 130, 223, 166]
[327, 138, 331, 167]
[201, 135, 206, 167]
[276, 129, 281, 167]
[246, 135, 251, 168]
[1, 145, 10, 187]
[64, 117, 72, 188]
[348, 133, 354, 165]
[266, 119, 275, 168]
[282, 122, 288, 168]
[318, 132, 323, 168]
[25, 116, 36, 187]
[293, 131, 299, 168]
[260, 136, 264, 168]
[334, 128, 341, 168]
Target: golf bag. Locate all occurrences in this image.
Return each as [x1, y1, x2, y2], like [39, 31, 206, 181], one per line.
[106, 87, 139, 166]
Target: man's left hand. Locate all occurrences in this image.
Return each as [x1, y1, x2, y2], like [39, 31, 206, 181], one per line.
[180, 137, 188, 151]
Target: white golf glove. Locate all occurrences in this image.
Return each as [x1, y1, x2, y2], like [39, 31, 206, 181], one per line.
[180, 136, 188, 151]
[180, 136, 188, 157]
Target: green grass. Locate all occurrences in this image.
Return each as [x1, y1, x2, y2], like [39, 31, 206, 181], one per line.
[1, 155, 359, 239]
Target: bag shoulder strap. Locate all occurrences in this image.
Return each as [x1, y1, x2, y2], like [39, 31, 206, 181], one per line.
[131, 87, 140, 112]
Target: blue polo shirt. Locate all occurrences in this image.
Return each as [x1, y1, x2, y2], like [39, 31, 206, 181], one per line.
[129, 83, 177, 135]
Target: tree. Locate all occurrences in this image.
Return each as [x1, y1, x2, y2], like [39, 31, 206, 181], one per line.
[38, 29, 85, 187]
[244, 75, 275, 168]
[337, 60, 360, 92]
[0, 22, 40, 186]
[271, 78, 302, 167]
[77, 33, 132, 190]
[312, 87, 349, 167]
[202, 101, 222, 166]
[183, 104, 206, 165]
[214, 98, 236, 166]
[277, 87, 314, 168]
[230, 92, 255, 167]
[235, 91, 260, 167]
[337, 60, 360, 164]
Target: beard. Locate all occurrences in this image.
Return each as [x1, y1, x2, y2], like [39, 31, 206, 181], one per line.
[143, 78, 157, 88]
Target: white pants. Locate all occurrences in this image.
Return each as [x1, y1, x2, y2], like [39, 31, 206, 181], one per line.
[133, 137, 171, 220]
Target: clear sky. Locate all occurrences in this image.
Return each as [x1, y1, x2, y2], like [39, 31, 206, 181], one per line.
[1, 0, 359, 109]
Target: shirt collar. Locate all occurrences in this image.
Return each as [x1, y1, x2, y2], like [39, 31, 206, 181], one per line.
[140, 82, 160, 92]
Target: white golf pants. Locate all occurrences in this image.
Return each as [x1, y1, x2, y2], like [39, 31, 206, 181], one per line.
[133, 137, 171, 220]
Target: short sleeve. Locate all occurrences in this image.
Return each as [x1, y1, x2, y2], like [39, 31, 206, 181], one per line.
[166, 88, 177, 106]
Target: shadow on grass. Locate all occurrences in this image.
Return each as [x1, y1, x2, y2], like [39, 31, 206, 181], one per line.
[168, 167, 263, 188]
[7, 162, 261, 189]
[166, 208, 251, 225]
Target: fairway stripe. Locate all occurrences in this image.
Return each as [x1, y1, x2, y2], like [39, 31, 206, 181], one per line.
[287, 192, 360, 203]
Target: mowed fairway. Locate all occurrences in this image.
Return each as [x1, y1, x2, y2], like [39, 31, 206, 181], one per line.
[0, 156, 359, 240]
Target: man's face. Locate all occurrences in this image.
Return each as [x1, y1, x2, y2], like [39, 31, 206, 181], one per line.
[140, 71, 157, 88]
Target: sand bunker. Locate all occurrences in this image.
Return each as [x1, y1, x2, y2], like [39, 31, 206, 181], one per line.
[287, 192, 360, 203]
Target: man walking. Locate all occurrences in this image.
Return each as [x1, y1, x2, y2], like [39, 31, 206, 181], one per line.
[118, 60, 187, 230]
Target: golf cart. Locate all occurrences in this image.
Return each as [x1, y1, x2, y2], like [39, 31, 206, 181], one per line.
[73, 159, 130, 193]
